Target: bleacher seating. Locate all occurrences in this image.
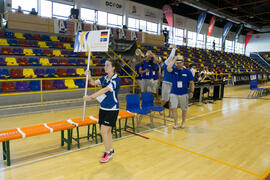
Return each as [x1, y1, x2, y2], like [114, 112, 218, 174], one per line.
[0, 29, 264, 94]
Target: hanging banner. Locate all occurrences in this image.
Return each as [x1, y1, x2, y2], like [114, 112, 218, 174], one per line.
[196, 12, 206, 35]
[245, 30, 254, 48]
[221, 22, 233, 46]
[207, 16, 216, 36]
[162, 5, 173, 27]
[74, 30, 110, 52]
[235, 24, 243, 43]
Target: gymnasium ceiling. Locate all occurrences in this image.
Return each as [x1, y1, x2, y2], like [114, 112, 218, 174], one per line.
[131, 0, 270, 34]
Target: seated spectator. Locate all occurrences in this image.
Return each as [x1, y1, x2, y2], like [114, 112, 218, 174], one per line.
[17, 6, 23, 13]
[30, 8, 38, 15]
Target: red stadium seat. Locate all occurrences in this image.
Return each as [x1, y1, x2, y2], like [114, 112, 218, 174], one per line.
[1, 82, 17, 92]
[42, 80, 56, 90]
[56, 69, 67, 77]
[17, 58, 30, 66]
[10, 68, 24, 78]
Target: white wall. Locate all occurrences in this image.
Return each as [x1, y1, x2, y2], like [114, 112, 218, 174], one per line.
[246, 33, 270, 54]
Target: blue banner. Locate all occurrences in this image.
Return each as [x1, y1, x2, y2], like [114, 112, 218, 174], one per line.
[235, 24, 243, 43]
[249, 73, 258, 90]
[221, 22, 233, 49]
[196, 12, 206, 35]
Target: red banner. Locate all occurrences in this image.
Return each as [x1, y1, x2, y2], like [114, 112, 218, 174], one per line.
[162, 5, 173, 27]
[207, 16, 216, 36]
[245, 30, 254, 48]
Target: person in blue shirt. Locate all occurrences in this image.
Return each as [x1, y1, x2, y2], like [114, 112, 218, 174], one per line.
[151, 58, 161, 99]
[167, 55, 194, 129]
[135, 59, 143, 93]
[161, 45, 176, 117]
[83, 59, 121, 163]
[139, 51, 153, 93]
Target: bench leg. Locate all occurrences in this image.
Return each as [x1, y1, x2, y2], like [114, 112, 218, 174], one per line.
[124, 118, 127, 131]
[6, 141, 10, 166]
[2, 142, 6, 160]
[76, 127, 80, 149]
[87, 125, 90, 140]
[92, 124, 98, 144]
[61, 130, 64, 146]
[67, 129, 72, 150]
[118, 119, 122, 137]
[132, 117, 135, 132]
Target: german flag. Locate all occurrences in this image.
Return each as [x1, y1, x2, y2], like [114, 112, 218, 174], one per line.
[101, 31, 108, 38]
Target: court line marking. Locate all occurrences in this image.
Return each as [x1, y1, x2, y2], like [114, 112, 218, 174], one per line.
[259, 168, 270, 180]
[151, 138, 260, 177]
[0, 97, 262, 174]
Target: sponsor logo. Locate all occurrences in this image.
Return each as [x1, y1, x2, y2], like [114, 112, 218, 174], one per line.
[106, 1, 122, 9]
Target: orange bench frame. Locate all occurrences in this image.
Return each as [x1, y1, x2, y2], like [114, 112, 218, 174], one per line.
[0, 111, 135, 166]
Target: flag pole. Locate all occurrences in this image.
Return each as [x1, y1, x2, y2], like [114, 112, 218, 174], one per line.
[82, 50, 91, 121]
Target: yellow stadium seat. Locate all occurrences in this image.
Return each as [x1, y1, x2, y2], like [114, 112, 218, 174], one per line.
[76, 68, 85, 76]
[85, 59, 95, 66]
[23, 69, 37, 78]
[38, 41, 48, 48]
[0, 39, 9, 46]
[53, 50, 63, 57]
[14, 32, 25, 39]
[5, 57, 18, 66]
[65, 80, 78, 89]
[39, 58, 52, 66]
[63, 43, 73, 50]
[50, 36, 59, 42]
[23, 49, 35, 56]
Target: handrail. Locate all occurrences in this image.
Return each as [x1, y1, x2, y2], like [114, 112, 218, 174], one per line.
[0, 75, 136, 104]
[108, 48, 138, 76]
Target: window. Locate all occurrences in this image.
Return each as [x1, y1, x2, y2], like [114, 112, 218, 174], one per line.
[81, 8, 96, 23]
[97, 11, 108, 26]
[139, 20, 146, 31]
[53, 2, 72, 19]
[41, 0, 52, 18]
[146, 22, 158, 34]
[108, 13, 122, 27]
[197, 34, 205, 49]
[235, 42, 244, 54]
[128, 18, 139, 31]
[174, 28, 184, 45]
[207, 36, 221, 51]
[187, 31, 196, 47]
[225, 40, 233, 53]
[12, 0, 37, 13]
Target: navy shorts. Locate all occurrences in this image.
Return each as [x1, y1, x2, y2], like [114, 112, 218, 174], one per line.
[99, 109, 119, 127]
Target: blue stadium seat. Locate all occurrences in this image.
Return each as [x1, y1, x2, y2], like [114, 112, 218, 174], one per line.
[29, 81, 41, 91]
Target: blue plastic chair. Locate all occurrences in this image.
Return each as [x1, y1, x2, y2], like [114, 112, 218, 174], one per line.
[141, 93, 166, 126]
[126, 94, 151, 128]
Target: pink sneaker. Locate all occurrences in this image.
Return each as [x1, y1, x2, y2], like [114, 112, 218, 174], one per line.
[101, 149, 114, 158]
[100, 151, 114, 163]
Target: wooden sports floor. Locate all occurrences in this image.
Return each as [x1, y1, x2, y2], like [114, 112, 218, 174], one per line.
[0, 85, 270, 180]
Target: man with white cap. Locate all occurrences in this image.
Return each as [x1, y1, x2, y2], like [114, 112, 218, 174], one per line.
[161, 45, 177, 117]
[167, 55, 194, 129]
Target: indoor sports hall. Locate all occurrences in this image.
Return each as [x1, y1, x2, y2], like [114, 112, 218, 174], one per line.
[0, 0, 269, 180]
